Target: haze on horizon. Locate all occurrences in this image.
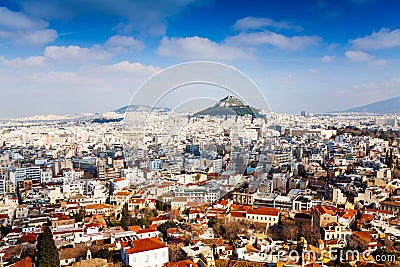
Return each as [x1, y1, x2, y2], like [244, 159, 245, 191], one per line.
[0, 0, 400, 118]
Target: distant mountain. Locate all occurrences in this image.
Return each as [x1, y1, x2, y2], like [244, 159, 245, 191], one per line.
[193, 95, 261, 118]
[114, 105, 170, 114]
[345, 96, 400, 113]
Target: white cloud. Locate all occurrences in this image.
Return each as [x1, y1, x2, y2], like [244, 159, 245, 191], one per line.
[226, 31, 321, 50]
[105, 35, 145, 51]
[15, 29, 57, 45]
[0, 7, 47, 30]
[0, 7, 57, 45]
[320, 55, 335, 62]
[233, 17, 302, 31]
[352, 78, 400, 92]
[89, 61, 160, 77]
[0, 54, 161, 116]
[0, 56, 47, 69]
[156, 36, 252, 60]
[351, 28, 400, 50]
[44, 45, 111, 61]
[344, 50, 374, 61]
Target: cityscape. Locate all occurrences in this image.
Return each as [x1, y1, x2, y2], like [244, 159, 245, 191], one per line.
[1, 1, 400, 267]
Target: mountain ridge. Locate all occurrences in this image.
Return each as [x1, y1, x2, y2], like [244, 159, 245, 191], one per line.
[114, 105, 170, 114]
[344, 96, 400, 113]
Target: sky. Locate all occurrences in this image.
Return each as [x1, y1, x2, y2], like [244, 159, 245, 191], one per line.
[0, 0, 400, 117]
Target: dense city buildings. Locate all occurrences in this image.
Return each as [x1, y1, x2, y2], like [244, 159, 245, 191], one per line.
[1, 101, 400, 266]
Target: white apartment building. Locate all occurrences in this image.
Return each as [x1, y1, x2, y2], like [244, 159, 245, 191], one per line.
[0, 174, 5, 195]
[121, 237, 168, 267]
[41, 168, 53, 183]
[9, 166, 41, 183]
[62, 179, 84, 196]
[110, 178, 130, 194]
[62, 169, 84, 180]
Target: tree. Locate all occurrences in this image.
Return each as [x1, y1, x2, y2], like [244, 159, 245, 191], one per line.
[37, 227, 60, 267]
[73, 208, 85, 222]
[120, 203, 133, 230]
[0, 225, 10, 238]
[299, 225, 321, 245]
[211, 219, 250, 240]
[169, 244, 185, 262]
[94, 248, 112, 262]
[208, 218, 218, 228]
[131, 217, 150, 228]
[281, 219, 298, 241]
[157, 220, 177, 237]
[156, 199, 164, 211]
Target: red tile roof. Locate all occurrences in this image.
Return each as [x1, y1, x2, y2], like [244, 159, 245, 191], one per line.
[247, 207, 280, 216]
[124, 237, 166, 254]
[11, 257, 33, 267]
[21, 233, 37, 243]
[136, 228, 158, 234]
[229, 211, 246, 218]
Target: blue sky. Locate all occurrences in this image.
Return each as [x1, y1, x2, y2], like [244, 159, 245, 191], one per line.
[0, 0, 399, 117]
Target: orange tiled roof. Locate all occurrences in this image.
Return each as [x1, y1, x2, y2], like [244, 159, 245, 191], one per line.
[229, 211, 246, 218]
[85, 204, 114, 210]
[247, 207, 280, 216]
[129, 198, 146, 204]
[341, 209, 357, 219]
[116, 191, 131, 197]
[124, 237, 166, 254]
[12, 257, 33, 267]
[21, 233, 37, 243]
[128, 225, 142, 232]
[136, 228, 158, 234]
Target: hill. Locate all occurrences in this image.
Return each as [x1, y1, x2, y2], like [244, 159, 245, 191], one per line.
[114, 105, 170, 114]
[345, 96, 400, 113]
[193, 95, 261, 118]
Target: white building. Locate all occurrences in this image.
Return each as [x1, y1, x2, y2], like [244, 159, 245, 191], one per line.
[246, 207, 280, 228]
[110, 178, 130, 194]
[41, 168, 53, 183]
[9, 166, 41, 183]
[322, 223, 352, 241]
[62, 169, 84, 180]
[121, 237, 168, 267]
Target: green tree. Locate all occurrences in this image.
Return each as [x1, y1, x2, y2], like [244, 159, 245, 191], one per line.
[156, 199, 164, 211]
[208, 218, 218, 228]
[131, 217, 150, 228]
[37, 227, 60, 267]
[73, 208, 85, 222]
[94, 248, 112, 262]
[0, 225, 10, 238]
[157, 220, 177, 237]
[120, 203, 133, 230]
